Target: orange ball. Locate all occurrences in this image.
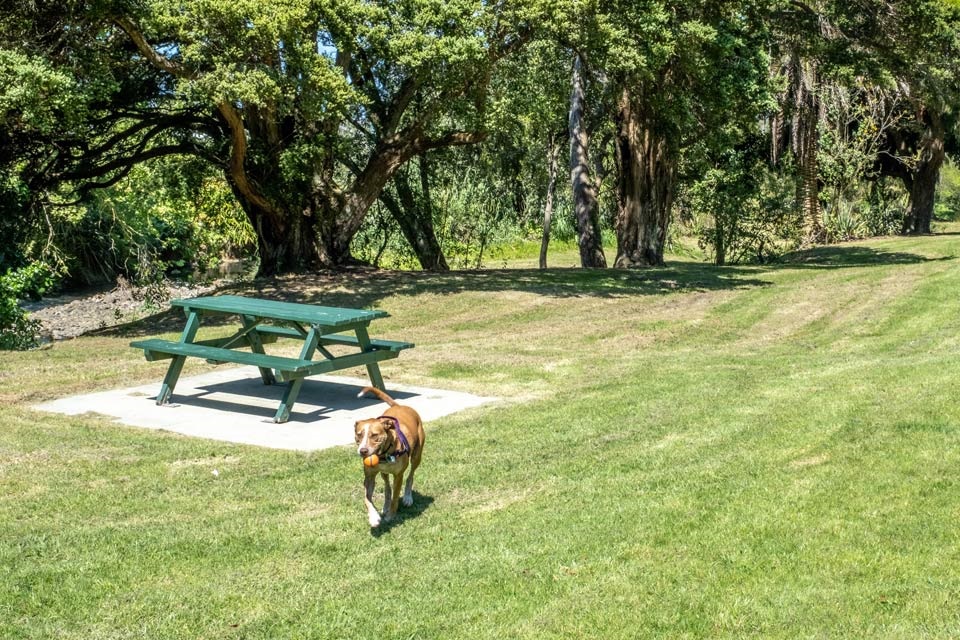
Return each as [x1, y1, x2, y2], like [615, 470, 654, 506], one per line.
[363, 454, 379, 467]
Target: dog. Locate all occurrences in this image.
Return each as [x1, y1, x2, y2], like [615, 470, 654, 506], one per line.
[354, 386, 425, 528]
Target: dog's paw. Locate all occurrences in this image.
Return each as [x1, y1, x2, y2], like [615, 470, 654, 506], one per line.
[368, 513, 381, 528]
[402, 493, 414, 507]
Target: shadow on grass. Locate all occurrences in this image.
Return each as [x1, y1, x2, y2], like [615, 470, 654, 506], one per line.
[777, 245, 955, 269]
[370, 491, 434, 537]
[101, 263, 772, 338]
[98, 244, 950, 340]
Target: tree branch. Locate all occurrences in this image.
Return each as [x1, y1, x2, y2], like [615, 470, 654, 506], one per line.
[418, 130, 487, 152]
[64, 143, 204, 195]
[113, 16, 198, 80]
[217, 101, 284, 222]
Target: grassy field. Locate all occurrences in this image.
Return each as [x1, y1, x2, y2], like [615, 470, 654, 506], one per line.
[3, 230, 960, 638]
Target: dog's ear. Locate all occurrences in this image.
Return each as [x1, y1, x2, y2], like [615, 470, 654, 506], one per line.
[380, 417, 396, 430]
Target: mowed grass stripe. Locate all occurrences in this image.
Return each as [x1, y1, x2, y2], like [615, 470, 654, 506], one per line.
[3, 232, 960, 638]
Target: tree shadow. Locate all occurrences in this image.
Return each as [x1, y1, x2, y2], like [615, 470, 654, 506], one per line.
[93, 245, 954, 341]
[777, 245, 955, 269]
[369, 491, 434, 537]
[101, 263, 773, 339]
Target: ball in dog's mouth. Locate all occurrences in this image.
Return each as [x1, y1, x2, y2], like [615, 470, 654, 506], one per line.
[362, 454, 379, 467]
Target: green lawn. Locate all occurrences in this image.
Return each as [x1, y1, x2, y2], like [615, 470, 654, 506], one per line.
[3, 231, 960, 638]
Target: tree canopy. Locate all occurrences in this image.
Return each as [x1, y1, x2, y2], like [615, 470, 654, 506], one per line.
[1, 0, 958, 279]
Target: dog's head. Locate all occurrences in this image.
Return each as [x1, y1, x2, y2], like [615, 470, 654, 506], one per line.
[354, 417, 397, 458]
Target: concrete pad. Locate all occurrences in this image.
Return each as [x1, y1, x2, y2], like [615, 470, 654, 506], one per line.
[34, 367, 493, 451]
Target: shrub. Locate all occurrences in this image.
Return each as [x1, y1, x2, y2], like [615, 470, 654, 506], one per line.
[0, 263, 54, 350]
[823, 200, 865, 242]
[684, 152, 800, 265]
[49, 160, 255, 287]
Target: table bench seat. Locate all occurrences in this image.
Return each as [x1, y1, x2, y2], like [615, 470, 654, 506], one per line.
[255, 325, 413, 351]
[131, 336, 410, 384]
[131, 339, 316, 376]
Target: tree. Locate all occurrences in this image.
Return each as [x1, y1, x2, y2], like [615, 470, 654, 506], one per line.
[855, 0, 960, 234]
[803, 0, 960, 235]
[2, 1, 539, 275]
[568, 54, 607, 268]
[593, 0, 774, 267]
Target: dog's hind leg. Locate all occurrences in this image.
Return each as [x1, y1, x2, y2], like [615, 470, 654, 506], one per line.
[384, 472, 404, 521]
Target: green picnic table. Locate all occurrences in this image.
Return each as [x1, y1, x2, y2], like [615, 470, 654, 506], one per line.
[130, 295, 413, 423]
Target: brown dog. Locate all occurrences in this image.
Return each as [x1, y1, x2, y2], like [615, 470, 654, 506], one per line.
[354, 386, 425, 528]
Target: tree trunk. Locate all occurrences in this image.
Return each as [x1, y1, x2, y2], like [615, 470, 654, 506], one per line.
[314, 139, 421, 266]
[903, 109, 945, 235]
[381, 169, 450, 271]
[539, 134, 561, 269]
[314, 131, 484, 268]
[613, 87, 675, 267]
[714, 217, 726, 267]
[792, 56, 824, 245]
[797, 119, 823, 243]
[225, 179, 319, 276]
[568, 55, 607, 268]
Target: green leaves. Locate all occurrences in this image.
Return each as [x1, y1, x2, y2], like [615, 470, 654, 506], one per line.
[0, 50, 84, 136]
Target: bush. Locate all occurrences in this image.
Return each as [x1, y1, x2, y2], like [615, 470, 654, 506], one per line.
[49, 160, 255, 287]
[823, 200, 865, 242]
[2, 261, 59, 301]
[0, 263, 54, 350]
[935, 162, 960, 222]
[684, 152, 800, 265]
[861, 180, 908, 236]
[0, 296, 42, 350]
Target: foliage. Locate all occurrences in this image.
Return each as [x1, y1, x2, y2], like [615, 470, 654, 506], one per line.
[0, 262, 55, 350]
[684, 149, 800, 264]
[820, 179, 909, 241]
[0, 296, 41, 351]
[936, 162, 960, 220]
[1, 0, 959, 278]
[350, 202, 421, 270]
[50, 160, 254, 287]
[352, 158, 556, 270]
[1, 261, 59, 301]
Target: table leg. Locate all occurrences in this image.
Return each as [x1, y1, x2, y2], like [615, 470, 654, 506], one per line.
[157, 357, 185, 405]
[273, 328, 320, 423]
[355, 325, 386, 391]
[275, 378, 304, 423]
[242, 314, 276, 385]
[157, 309, 201, 405]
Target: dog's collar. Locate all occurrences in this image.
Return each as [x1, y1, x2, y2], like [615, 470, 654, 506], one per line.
[379, 415, 410, 458]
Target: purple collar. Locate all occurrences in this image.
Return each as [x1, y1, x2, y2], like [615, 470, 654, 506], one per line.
[380, 415, 410, 457]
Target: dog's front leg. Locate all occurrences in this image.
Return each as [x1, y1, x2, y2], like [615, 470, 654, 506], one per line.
[363, 474, 381, 528]
[402, 472, 415, 507]
[380, 472, 392, 519]
[384, 471, 405, 521]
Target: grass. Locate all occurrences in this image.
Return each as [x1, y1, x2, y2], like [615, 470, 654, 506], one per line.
[4, 229, 960, 638]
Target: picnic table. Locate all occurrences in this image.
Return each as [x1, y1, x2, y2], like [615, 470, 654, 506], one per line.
[130, 295, 413, 423]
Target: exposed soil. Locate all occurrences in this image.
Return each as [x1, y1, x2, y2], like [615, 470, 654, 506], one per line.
[21, 278, 219, 340]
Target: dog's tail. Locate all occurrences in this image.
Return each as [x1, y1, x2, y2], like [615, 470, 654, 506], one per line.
[358, 386, 397, 406]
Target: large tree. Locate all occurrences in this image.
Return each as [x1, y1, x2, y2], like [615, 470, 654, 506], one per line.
[848, 0, 960, 234]
[2, 0, 538, 275]
[588, 0, 774, 267]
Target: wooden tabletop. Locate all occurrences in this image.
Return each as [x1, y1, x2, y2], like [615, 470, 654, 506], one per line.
[171, 295, 388, 327]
